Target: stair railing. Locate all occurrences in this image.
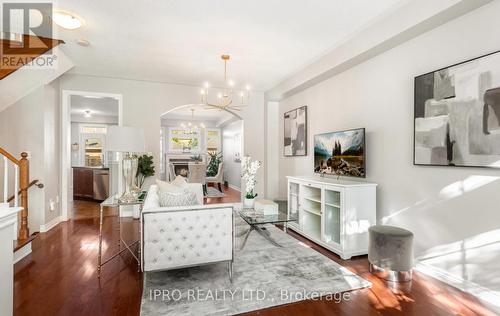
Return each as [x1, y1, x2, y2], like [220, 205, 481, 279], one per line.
[0, 148, 30, 240]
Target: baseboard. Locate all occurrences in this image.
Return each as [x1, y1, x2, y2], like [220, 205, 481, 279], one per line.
[40, 216, 61, 233]
[416, 261, 500, 313]
[14, 242, 32, 264]
[228, 184, 241, 192]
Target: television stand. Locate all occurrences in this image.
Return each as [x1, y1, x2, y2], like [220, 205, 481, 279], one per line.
[286, 175, 377, 260]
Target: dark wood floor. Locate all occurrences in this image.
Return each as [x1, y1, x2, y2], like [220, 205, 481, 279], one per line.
[14, 186, 496, 316]
[204, 184, 242, 204]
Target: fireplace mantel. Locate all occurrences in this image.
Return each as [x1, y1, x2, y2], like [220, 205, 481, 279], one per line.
[165, 154, 207, 181]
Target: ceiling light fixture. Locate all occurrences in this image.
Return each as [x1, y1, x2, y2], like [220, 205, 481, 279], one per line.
[201, 55, 250, 111]
[84, 110, 92, 118]
[180, 109, 205, 134]
[53, 10, 84, 30]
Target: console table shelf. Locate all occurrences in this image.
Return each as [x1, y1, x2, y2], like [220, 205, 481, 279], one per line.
[287, 176, 377, 260]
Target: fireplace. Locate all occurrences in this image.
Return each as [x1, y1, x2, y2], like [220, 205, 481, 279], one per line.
[165, 154, 207, 181]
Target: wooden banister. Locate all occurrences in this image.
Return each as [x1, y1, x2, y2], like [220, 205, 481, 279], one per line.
[19, 152, 29, 240]
[6, 180, 43, 203]
[0, 148, 19, 165]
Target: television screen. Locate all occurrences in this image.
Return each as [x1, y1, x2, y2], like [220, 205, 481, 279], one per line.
[314, 128, 365, 178]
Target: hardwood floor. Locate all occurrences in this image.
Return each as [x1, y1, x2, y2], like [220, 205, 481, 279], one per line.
[204, 184, 242, 204]
[14, 188, 496, 316]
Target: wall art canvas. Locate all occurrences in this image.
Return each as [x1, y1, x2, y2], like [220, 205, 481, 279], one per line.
[314, 128, 365, 178]
[414, 50, 500, 168]
[284, 106, 307, 156]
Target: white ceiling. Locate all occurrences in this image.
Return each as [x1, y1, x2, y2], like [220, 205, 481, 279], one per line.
[70, 95, 119, 117]
[51, 0, 404, 90]
[162, 104, 234, 122]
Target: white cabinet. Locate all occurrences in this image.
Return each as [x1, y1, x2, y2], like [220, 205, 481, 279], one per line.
[287, 176, 377, 260]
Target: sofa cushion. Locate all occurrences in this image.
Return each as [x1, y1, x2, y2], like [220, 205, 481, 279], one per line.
[158, 189, 198, 207]
[170, 175, 188, 188]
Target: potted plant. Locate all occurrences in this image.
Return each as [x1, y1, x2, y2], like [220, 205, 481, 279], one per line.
[136, 154, 155, 189]
[241, 156, 262, 208]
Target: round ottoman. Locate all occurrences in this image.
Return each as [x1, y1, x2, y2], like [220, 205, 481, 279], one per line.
[368, 225, 414, 282]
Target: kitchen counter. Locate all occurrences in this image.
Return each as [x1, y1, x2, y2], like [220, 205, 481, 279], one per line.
[72, 166, 109, 170]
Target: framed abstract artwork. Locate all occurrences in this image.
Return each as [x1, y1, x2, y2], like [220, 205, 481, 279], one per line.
[284, 106, 307, 156]
[414, 50, 500, 168]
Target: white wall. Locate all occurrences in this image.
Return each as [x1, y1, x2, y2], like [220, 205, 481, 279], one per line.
[265, 101, 280, 199]
[60, 74, 266, 196]
[70, 123, 80, 167]
[0, 87, 44, 232]
[0, 80, 61, 231]
[222, 120, 243, 190]
[43, 81, 61, 225]
[275, 0, 500, 299]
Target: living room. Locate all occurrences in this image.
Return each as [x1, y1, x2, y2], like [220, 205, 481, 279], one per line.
[1, 0, 500, 315]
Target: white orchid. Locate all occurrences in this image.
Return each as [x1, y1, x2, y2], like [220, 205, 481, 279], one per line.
[241, 156, 262, 199]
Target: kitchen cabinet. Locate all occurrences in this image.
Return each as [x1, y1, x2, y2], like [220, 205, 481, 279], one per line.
[73, 167, 109, 201]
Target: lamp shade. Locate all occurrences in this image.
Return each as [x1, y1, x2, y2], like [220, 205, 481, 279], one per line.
[107, 126, 145, 153]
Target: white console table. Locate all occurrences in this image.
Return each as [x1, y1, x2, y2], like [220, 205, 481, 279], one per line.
[0, 207, 22, 316]
[287, 176, 377, 260]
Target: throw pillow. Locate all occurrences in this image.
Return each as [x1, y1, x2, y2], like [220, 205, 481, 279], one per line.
[158, 189, 198, 207]
[156, 179, 184, 195]
[171, 175, 188, 188]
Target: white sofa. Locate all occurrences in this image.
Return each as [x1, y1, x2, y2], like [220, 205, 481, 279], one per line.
[141, 184, 234, 279]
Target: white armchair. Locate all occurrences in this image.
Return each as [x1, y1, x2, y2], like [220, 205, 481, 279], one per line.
[141, 184, 234, 279]
[206, 162, 224, 192]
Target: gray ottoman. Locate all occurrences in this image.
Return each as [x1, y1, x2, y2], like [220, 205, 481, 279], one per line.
[368, 225, 414, 282]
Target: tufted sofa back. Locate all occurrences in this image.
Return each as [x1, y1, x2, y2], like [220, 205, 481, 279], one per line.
[141, 184, 234, 272]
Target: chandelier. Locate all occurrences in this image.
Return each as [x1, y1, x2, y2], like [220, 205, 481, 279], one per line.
[200, 55, 250, 111]
[180, 109, 205, 134]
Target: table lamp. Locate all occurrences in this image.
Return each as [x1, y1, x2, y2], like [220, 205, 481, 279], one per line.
[107, 126, 145, 203]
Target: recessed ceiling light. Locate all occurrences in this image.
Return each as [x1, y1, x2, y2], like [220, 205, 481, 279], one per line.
[53, 10, 84, 30]
[76, 38, 90, 47]
[84, 110, 92, 118]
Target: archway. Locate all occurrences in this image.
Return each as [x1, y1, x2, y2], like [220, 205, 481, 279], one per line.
[160, 104, 244, 202]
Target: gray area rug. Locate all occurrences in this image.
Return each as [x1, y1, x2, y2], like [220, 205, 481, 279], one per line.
[205, 187, 226, 198]
[141, 215, 370, 315]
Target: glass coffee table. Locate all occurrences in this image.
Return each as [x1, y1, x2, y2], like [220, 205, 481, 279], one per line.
[237, 204, 297, 250]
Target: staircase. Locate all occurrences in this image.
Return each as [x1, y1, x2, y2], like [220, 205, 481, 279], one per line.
[0, 32, 72, 112]
[0, 148, 42, 262]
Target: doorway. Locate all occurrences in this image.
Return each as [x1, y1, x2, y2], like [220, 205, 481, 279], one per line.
[61, 90, 123, 220]
[160, 104, 243, 203]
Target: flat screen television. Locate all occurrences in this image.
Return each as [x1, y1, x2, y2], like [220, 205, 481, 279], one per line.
[314, 128, 366, 178]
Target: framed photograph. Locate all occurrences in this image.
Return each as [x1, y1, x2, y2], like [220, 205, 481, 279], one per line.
[284, 106, 307, 156]
[414, 50, 500, 168]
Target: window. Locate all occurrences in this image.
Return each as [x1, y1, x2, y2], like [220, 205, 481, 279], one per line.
[81, 126, 107, 134]
[79, 124, 108, 167]
[206, 128, 221, 154]
[168, 128, 200, 153]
